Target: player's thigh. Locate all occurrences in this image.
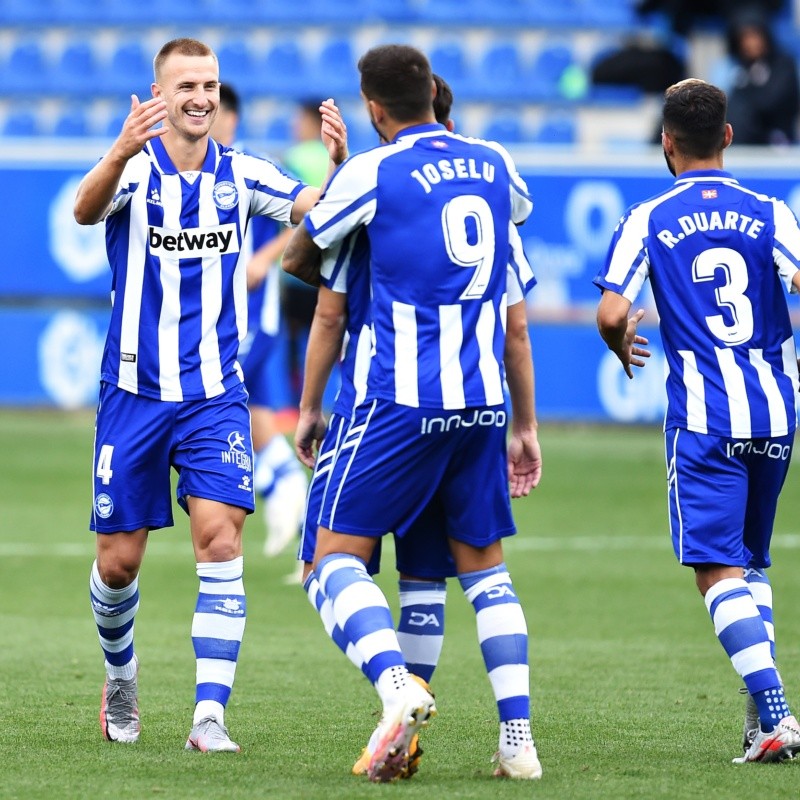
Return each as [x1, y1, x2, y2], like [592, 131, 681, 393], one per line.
[91, 383, 175, 533]
[395, 494, 456, 579]
[666, 428, 748, 566]
[321, 400, 449, 538]
[440, 412, 515, 546]
[173, 384, 256, 515]
[742, 434, 793, 568]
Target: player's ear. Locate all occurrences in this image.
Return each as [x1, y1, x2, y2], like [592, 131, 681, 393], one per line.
[152, 82, 162, 100]
[723, 122, 733, 149]
[661, 129, 674, 156]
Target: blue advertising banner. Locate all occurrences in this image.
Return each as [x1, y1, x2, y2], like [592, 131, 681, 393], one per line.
[0, 143, 796, 416]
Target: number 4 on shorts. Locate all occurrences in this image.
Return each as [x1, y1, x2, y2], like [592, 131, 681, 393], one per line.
[96, 444, 114, 485]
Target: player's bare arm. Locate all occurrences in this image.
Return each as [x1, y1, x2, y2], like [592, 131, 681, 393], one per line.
[282, 223, 323, 287]
[504, 300, 541, 497]
[596, 290, 650, 379]
[295, 287, 347, 467]
[74, 95, 168, 225]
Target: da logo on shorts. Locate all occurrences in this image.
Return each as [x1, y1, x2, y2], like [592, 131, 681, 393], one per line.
[95, 493, 114, 519]
[223, 430, 252, 471]
[212, 181, 238, 210]
[228, 430, 247, 453]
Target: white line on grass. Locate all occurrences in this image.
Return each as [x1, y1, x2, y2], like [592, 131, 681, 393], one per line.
[5, 533, 800, 557]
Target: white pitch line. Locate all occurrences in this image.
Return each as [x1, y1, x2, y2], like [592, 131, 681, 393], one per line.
[4, 533, 800, 557]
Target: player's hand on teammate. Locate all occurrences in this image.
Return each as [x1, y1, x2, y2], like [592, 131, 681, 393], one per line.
[113, 94, 168, 159]
[507, 427, 542, 498]
[319, 98, 348, 166]
[294, 409, 329, 468]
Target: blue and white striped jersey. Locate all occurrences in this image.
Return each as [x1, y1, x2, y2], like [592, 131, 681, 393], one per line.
[321, 221, 536, 417]
[102, 136, 304, 401]
[306, 123, 533, 410]
[595, 169, 800, 438]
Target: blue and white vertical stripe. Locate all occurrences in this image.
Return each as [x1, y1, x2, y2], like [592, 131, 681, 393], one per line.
[90, 561, 139, 670]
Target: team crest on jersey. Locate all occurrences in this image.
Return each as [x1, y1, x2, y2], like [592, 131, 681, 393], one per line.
[213, 181, 239, 209]
[95, 493, 114, 519]
[702, 189, 718, 199]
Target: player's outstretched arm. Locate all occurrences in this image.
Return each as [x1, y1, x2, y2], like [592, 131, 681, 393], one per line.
[74, 94, 168, 225]
[504, 300, 541, 497]
[295, 286, 347, 467]
[247, 227, 293, 291]
[596, 291, 650, 379]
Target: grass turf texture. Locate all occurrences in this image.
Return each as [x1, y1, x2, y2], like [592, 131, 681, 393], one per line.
[2, 408, 800, 799]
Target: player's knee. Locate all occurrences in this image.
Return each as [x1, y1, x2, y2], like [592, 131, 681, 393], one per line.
[98, 559, 140, 589]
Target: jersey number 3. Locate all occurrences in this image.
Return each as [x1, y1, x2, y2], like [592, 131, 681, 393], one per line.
[441, 195, 496, 301]
[691, 246, 753, 345]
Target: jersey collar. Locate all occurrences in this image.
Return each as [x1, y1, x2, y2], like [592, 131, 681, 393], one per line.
[147, 136, 219, 175]
[675, 169, 737, 185]
[392, 122, 447, 143]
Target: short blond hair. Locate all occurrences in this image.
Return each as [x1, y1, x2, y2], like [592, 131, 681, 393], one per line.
[153, 38, 217, 81]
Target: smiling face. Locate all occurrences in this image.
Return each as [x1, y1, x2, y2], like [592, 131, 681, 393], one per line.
[152, 53, 220, 142]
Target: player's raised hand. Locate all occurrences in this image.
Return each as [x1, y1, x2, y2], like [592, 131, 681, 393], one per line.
[113, 94, 168, 159]
[319, 98, 348, 166]
[507, 427, 542, 498]
[294, 408, 328, 468]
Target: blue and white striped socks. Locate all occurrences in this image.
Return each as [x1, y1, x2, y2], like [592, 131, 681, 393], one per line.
[192, 557, 246, 726]
[705, 577, 788, 731]
[460, 563, 533, 757]
[89, 560, 139, 681]
[397, 579, 446, 684]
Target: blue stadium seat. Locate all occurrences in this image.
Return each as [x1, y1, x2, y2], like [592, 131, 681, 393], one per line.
[52, 41, 101, 96]
[534, 113, 577, 144]
[263, 114, 293, 144]
[2, 110, 41, 137]
[528, 43, 575, 101]
[418, 0, 477, 24]
[364, 0, 418, 22]
[429, 42, 471, 99]
[104, 40, 152, 97]
[477, 42, 526, 101]
[3, 39, 49, 95]
[105, 106, 131, 138]
[217, 39, 258, 93]
[311, 38, 359, 97]
[53, 108, 92, 138]
[482, 115, 526, 145]
[261, 40, 310, 98]
[0, 0, 57, 24]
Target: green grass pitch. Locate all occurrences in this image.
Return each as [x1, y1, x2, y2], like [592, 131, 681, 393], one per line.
[2, 408, 800, 799]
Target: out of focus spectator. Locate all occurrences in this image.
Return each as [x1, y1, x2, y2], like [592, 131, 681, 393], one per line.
[635, 0, 784, 37]
[724, 12, 800, 144]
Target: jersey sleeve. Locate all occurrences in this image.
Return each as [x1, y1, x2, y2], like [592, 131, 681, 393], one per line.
[478, 139, 533, 224]
[245, 153, 306, 226]
[304, 152, 380, 249]
[320, 231, 358, 294]
[107, 152, 149, 217]
[507, 222, 536, 304]
[771, 198, 800, 293]
[593, 203, 650, 302]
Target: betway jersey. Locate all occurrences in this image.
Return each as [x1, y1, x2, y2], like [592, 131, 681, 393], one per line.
[306, 123, 533, 409]
[321, 222, 537, 417]
[595, 169, 800, 438]
[102, 136, 303, 401]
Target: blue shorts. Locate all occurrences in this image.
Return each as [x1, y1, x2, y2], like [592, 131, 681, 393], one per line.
[240, 329, 290, 409]
[320, 399, 515, 547]
[90, 382, 255, 533]
[300, 413, 456, 578]
[665, 428, 793, 568]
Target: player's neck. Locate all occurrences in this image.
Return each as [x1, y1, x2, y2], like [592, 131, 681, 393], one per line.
[383, 116, 437, 142]
[160, 131, 210, 173]
[675, 156, 725, 176]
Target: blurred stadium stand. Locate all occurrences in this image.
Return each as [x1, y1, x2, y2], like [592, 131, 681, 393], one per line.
[0, 0, 794, 149]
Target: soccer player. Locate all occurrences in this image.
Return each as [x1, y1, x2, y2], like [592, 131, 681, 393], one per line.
[73, 38, 346, 752]
[595, 78, 800, 763]
[210, 83, 309, 559]
[283, 45, 542, 782]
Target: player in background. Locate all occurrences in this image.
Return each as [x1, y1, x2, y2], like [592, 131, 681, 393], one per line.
[284, 45, 541, 782]
[595, 78, 800, 763]
[210, 83, 309, 559]
[73, 38, 347, 752]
